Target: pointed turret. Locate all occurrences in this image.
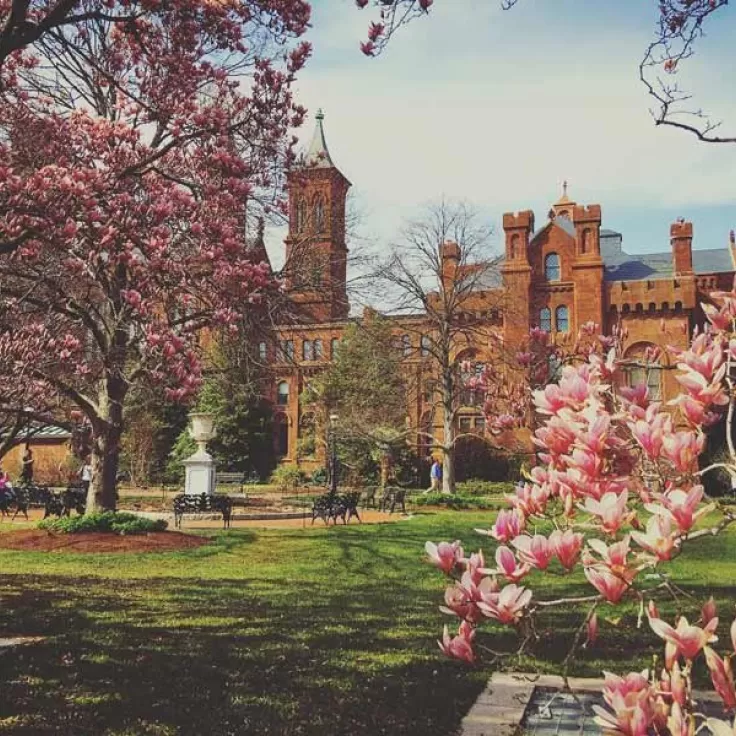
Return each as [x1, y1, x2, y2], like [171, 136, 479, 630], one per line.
[551, 180, 576, 219]
[305, 109, 335, 169]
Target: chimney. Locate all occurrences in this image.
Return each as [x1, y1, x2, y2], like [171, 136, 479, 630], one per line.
[670, 219, 693, 275]
[440, 240, 461, 287]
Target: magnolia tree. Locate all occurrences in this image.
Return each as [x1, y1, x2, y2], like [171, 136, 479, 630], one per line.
[425, 290, 736, 735]
[0, 0, 311, 511]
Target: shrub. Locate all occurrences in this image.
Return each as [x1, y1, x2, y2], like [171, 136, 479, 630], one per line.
[414, 493, 497, 510]
[454, 480, 515, 497]
[270, 464, 304, 491]
[39, 512, 167, 535]
[311, 467, 328, 486]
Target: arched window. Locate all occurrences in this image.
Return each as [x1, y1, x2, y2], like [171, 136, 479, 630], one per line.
[302, 340, 314, 361]
[624, 343, 662, 401]
[540, 308, 552, 332]
[277, 381, 289, 406]
[314, 339, 323, 360]
[258, 341, 267, 362]
[555, 305, 569, 332]
[545, 253, 561, 281]
[313, 195, 325, 232]
[331, 338, 339, 360]
[401, 334, 411, 357]
[421, 335, 431, 357]
[295, 198, 307, 232]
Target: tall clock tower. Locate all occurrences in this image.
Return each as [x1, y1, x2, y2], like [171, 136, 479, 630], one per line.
[284, 110, 351, 322]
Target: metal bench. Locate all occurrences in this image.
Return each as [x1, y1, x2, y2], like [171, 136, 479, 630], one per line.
[378, 486, 407, 514]
[215, 473, 246, 493]
[172, 493, 233, 529]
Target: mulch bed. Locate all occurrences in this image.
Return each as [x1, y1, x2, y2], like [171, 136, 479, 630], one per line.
[0, 530, 210, 554]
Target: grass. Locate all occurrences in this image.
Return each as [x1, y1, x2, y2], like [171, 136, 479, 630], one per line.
[1, 510, 735, 735]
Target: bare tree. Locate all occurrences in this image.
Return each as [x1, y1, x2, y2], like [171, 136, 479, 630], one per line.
[372, 200, 504, 493]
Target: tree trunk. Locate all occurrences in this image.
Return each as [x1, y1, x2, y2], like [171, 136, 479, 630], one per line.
[86, 377, 125, 513]
[441, 367, 456, 494]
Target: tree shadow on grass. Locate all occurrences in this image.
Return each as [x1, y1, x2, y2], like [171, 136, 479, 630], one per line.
[0, 573, 491, 736]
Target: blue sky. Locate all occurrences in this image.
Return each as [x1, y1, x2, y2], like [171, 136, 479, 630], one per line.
[265, 0, 736, 270]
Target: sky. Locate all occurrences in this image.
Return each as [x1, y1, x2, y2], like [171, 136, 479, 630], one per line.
[263, 0, 736, 272]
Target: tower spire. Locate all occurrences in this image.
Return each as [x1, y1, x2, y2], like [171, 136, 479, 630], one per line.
[305, 108, 335, 168]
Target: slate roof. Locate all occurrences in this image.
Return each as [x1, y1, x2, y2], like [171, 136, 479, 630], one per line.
[600, 229, 734, 281]
[304, 109, 335, 169]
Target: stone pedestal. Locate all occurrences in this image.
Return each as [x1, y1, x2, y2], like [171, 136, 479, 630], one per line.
[183, 450, 215, 496]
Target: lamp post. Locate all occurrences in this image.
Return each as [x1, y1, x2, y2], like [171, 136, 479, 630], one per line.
[328, 413, 339, 497]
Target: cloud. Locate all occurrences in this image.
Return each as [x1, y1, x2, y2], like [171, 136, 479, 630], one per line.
[265, 0, 736, 264]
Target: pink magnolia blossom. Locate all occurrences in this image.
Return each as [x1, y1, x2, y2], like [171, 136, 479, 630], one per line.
[440, 573, 498, 624]
[650, 485, 713, 534]
[511, 534, 555, 570]
[662, 432, 705, 473]
[464, 550, 486, 586]
[704, 647, 736, 710]
[584, 491, 632, 535]
[592, 688, 655, 736]
[587, 612, 599, 645]
[702, 596, 718, 626]
[425, 541, 464, 575]
[486, 546, 531, 583]
[549, 529, 584, 570]
[584, 565, 631, 603]
[479, 509, 525, 544]
[649, 614, 718, 665]
[478, 584, 532, 625]
[438, 621, 475, 664]
[631, 513, 680, 561]
[659, 661, 687, 708]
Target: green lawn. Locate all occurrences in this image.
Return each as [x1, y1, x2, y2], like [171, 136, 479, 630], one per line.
[1, 511, 735, 735]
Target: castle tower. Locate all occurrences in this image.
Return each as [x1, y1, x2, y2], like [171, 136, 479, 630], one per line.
[284, 110, 351, 322]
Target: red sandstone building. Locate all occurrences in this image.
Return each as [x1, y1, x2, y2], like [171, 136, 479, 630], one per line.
[265, 113, 736, 469]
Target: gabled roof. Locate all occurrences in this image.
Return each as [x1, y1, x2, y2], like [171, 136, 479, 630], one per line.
[531, 215, 575, 242]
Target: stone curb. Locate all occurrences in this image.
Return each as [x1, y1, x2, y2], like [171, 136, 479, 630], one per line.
[126, 510, 310, 522]
[459, 672, 722, 736]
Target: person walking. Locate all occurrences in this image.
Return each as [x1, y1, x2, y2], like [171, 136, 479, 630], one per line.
[424, 458, 442, 494]
[20, 445, 34, 485]
[80, 458, 93, 495]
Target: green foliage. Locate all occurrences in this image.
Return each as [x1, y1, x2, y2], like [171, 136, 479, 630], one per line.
[303, 317, 409, 480]
[454, 480, 516, 497]
[413, 492, 498, 510]
[454, 435, 526, 483]
[270, 464, 304, 491]
[165, 428, 197, 485]
[38, 512, 167, 535]
[311, 467, 328, 485]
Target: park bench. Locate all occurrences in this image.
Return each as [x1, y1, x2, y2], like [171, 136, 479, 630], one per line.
[215, 472, 246, 493]
[378, 486, 407, 514]
[311, 492, 361, 525]
[172, 493, 233, 529]
[360, 486, 377, 508]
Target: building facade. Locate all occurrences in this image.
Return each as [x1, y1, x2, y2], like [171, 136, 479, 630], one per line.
[266, 113, 736, 469]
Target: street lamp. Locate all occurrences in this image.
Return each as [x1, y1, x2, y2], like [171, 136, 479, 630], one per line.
[328, 413, 339, 497]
